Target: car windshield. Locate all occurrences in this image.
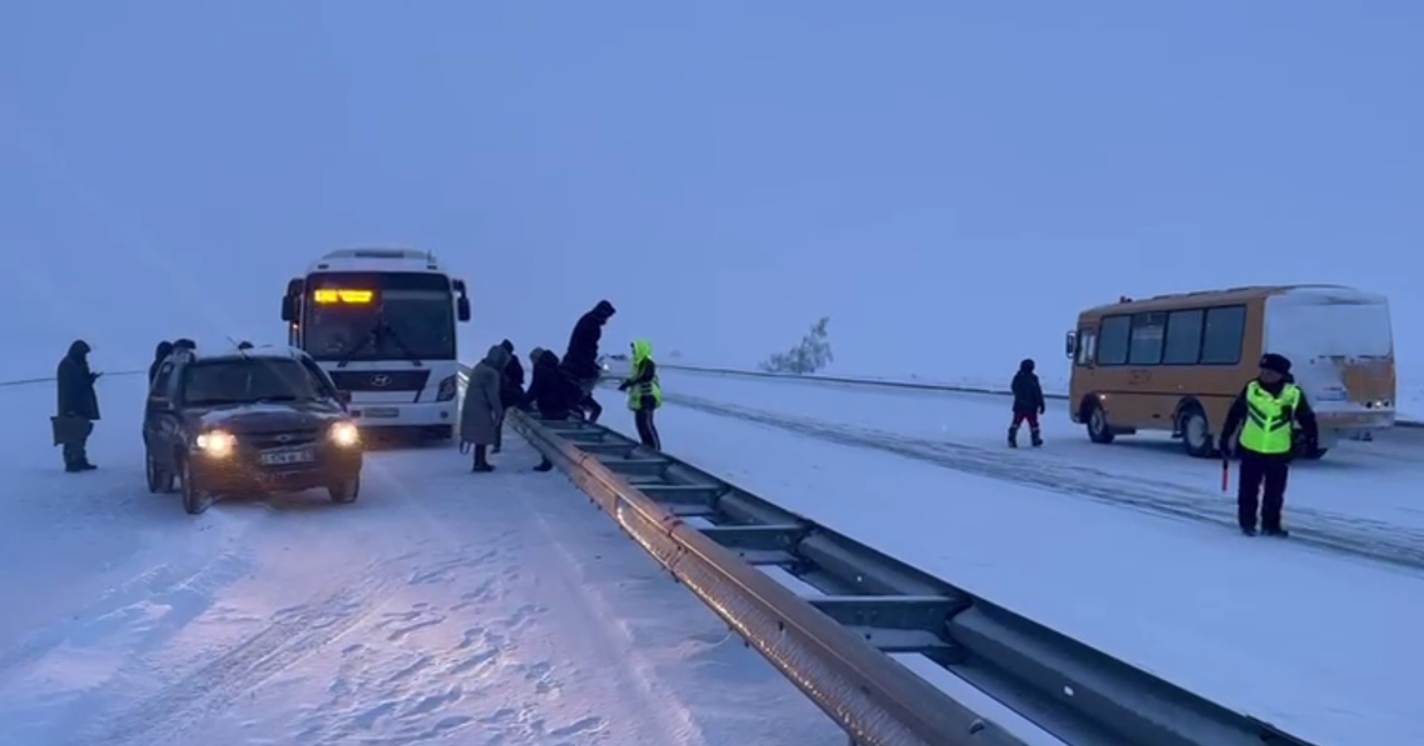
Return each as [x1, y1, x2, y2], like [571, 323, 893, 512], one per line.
[182, 358, 323, 407]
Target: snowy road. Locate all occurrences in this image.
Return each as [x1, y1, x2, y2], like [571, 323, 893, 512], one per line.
[0, 378, 840, 746]
[593, 379, 1424, 746]
[655, 369, 1424, 571]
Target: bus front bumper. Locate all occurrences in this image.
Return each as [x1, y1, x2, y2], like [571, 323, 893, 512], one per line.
[348, 401, 458, 430]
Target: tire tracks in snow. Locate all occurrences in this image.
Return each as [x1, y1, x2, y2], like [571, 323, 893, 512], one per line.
[668, 392, 1424, 573]
[0, 512, 261, 691]
[79, 558, 405, 746]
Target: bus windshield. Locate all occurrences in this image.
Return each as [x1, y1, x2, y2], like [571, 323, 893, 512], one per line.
[302, 272, 456, 362]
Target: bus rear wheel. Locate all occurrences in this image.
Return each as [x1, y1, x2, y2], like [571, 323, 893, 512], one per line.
[1085, 401, 1115, 444]
[1178, 404, 1215, 458]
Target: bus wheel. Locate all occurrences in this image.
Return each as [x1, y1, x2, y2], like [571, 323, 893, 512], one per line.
[1086, 402, 1115, 444]
[1178, 405, 1214, 458]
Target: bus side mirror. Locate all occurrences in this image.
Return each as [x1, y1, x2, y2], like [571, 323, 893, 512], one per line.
[281, 295, 295, 322]
[457, 296, 471, 322]
[1064, 331, 1077, 359]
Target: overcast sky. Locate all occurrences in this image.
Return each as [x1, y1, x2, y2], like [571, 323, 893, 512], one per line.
[3, 0, 1420, 384]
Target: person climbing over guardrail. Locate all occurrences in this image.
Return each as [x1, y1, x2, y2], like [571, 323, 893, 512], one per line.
[1008, 358, 1045, 448]
[526, 349, 581, 471]
[618, 338, 662, 450]
[560, 299, 616, 424]
[493, 339, 526, 453]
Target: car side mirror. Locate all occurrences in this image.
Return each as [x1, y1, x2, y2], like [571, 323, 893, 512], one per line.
[335, 390, 352, 405]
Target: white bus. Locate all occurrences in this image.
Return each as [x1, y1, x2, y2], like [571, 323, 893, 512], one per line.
[280, 248, 472, 439]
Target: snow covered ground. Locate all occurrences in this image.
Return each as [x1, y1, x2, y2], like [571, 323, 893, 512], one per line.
[593, 374, 1424, 746]
[671, 362, 1424, 424]
[654, 368, 1424, 569]
[0, 374, 843, 746]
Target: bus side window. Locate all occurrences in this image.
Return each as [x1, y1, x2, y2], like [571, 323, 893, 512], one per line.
[1163, 309, 1204, 364]
[1075, 329, 1097, 366]
[1096, 316, 1131, 366]
[1128, 312, 1167, 365]
[1201, 305, 1247, 365]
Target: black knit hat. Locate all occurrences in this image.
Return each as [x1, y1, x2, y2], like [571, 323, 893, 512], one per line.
[1259, 353, 1292, 375]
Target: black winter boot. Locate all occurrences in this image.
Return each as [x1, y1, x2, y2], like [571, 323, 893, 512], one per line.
[1030, 428, 1043, 448]
[1007, 426, 1018, 448]
[472, 444, 494, 473]
[534, 457, 553, 472]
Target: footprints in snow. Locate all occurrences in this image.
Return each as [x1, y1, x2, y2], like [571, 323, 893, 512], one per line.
[290, 554, 574, 744]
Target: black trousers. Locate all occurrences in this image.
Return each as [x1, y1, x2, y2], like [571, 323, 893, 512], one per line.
[1237, 450, 1291, 531]
[634, 407, 661, 450]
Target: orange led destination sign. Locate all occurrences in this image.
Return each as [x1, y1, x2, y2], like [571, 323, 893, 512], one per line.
[313, 288, 375, 304]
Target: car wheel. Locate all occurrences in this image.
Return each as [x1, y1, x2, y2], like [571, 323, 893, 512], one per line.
[145, 447, 164, 494]
[1086, 401, 1115, 444]
[328, 473, 361, 503]
[1179, 405, 1215, 458]
[180, 458, 211, 515]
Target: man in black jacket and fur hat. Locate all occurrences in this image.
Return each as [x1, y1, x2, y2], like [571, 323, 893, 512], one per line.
[55, 339, 102, 472]
[561, 300, 616, 423]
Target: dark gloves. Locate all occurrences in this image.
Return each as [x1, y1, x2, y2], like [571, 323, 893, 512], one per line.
[89, 371, 102, 382]
[1038, 404, 1046, 415]
[617, 380, 631, 392]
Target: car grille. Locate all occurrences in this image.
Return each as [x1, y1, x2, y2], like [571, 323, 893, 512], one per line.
[242, 428, 322, 450]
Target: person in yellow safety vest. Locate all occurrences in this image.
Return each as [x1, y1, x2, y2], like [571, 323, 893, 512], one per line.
[617, 338, 662, 449]
[1219, 353, 1319, 537]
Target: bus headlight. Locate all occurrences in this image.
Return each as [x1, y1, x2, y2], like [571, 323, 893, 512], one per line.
[436, 374, 458, 402]
[330, 421, 361, 447]
[195, 430, 236, 457]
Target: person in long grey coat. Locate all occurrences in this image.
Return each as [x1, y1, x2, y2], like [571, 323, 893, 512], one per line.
[461, 344, 510, 472]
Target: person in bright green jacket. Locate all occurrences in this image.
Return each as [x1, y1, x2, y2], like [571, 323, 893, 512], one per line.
[617, 338, 662, 449]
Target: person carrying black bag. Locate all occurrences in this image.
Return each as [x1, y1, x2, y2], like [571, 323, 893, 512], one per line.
[54, 339, 102, 472]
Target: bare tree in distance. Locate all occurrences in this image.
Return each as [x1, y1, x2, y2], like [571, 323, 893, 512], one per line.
[759, 317, 833, 375]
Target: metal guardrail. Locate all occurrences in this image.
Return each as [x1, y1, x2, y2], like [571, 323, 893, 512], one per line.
[506, 408, 1323, 746]
[659, 363, 1424, 429]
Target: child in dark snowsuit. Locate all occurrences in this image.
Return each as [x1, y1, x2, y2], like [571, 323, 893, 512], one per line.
[1008, 358, 1046, 448]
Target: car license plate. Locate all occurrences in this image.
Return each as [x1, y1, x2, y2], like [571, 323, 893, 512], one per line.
[260, 449, 314, 466]
[364, 407, 399, 418]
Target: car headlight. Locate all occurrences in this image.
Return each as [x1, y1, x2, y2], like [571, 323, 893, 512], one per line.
[330, 421, 360, 447]
[195, 430, 236, 457]
[436, 374, 458, 402]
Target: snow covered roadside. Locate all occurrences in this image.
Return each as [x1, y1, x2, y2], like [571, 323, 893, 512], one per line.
[668, 363, 1424, 424]
[0, 379, 842, 746]
[598, 402, 1424, 746]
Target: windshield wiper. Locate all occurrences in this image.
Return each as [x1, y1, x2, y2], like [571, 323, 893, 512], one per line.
[335, 327, 378, 368]
[378, 321, 424, 367]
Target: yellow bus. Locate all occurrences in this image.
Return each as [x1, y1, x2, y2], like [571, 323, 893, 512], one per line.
[1064, 285, 1395, 460]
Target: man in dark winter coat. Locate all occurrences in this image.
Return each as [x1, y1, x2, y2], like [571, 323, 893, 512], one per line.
[149, 341, 174, 385]
[526, 349, 581, 471]
[1008, 358, 1046, 448]
[561, 299, 616, 423]
[1220, 353, 1319, 537]
[55, 340, 102, 472]
[492, 339, 526, 454]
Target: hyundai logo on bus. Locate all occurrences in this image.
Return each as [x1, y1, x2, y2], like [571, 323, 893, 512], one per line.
[370, 375, 392, 388]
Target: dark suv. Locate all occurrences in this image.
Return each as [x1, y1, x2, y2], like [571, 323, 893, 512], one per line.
[143, 346, 364, 514]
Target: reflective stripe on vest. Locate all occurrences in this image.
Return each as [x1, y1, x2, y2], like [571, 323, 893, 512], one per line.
[626, 361, 662, 410]
[1238, 381, 1301, 455]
